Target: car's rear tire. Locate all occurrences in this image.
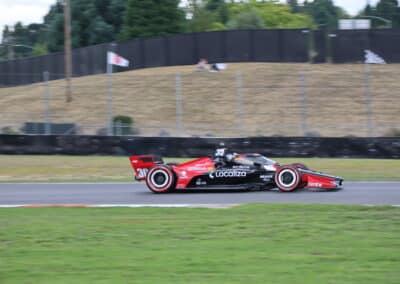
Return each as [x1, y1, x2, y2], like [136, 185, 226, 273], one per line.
[145, 165, 176, 193]
[274, 166, 301, 192]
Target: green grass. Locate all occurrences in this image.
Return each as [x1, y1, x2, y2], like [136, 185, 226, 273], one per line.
[0, 204, 399, 283]
[0, 155, 399, 182]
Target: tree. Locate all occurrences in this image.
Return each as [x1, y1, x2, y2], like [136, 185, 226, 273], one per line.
[1, 25, 10, 41]
[206, 22, 225, 31]
[227, 8, 265, 29]
[303, 0, 345, 29]
[0, 26, 11, 60]
[287, 0, 300, 13]
[182, 0, 226, 32]
[206, 0, 230, 23]
[44, 0, 127, 52]
[88, 16, 114, 44]
[0, 22, 49, 59]
[32, 43, 48, 56]
[358, 3, 378, 26]
[108, 0, 127, 34]
[359, 0, 400, 28]
[229, 1, 314, 29]
[190, 8, 217, 32]
[47, 13, 64, 52]
[364, 3, 374, 16]
[375, 0, 400, 27]
[43, 1, 64, 52]
[119, 0, 185, 40]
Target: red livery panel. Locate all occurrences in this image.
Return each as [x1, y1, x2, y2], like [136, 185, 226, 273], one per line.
[171, 157, 215, 189]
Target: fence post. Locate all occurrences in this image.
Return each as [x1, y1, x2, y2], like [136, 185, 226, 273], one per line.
[43, 71, 51, 135]
[300, 72, 308, 136]
[364, 63, 373, 136]
[116, 121, 121, 136]
[106, 60, 113, 136]
[175, 73, 184, 136]
[236, 71, 244, 136]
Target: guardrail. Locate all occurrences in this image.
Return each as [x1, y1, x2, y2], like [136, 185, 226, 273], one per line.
[0, 135, 399, 158]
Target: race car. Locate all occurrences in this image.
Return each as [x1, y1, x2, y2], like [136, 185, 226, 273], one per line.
[129, 148, 343, 193]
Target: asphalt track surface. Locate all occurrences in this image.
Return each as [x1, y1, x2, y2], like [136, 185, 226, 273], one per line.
[0, 182, 399, 206]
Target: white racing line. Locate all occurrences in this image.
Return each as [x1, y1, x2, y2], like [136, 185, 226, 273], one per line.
[0, 204, 240, 209]
[0, 204, 400, 208]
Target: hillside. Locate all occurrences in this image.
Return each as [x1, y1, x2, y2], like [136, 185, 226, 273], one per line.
[0, 63, 399, 137]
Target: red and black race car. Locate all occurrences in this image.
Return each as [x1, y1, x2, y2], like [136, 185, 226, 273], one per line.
[129, 148, 343, 193]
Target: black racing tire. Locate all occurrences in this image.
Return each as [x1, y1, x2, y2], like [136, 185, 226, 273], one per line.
[145, 165, 176, 193]
[274, 166, 301, 192]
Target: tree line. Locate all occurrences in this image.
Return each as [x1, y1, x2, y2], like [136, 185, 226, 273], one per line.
[1, 0, 399, 60]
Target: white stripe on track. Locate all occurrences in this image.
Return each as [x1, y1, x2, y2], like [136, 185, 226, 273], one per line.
[1, 204, 400, 208]
[0, 204, 239, 209]
[0, 205, 28, 208]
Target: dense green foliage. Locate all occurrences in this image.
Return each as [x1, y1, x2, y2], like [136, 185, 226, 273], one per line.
[0, 22, 48, 59]
[226, 0, 313, 29]
[1, 0, 127, 56]
[119, 0, 185, 40]
[227, 8, 266, 29]
[206, 0, 230, 24]
[45, 0, 126, 51]
[359, 0, 400, 28]
[287, 0, 300, 13]
[302, 0, 349, 29]
[112, 115, 138, 135]
[185, 0, 230, 32]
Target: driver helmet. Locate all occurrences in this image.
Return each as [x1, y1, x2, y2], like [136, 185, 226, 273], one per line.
[225, 153, 234, 162]
[214, 147, 235, 161]
[214, 147, 227, 158]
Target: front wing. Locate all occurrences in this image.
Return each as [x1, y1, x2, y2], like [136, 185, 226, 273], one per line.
[299, 169, 343, 189]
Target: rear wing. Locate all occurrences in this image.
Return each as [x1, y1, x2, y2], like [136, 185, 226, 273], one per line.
[129, 155, 160, 180]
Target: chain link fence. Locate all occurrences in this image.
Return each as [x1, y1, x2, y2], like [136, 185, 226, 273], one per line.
[0, 64, 399, 137]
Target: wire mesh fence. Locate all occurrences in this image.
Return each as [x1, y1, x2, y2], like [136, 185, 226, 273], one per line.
[0, 63, 399, 137]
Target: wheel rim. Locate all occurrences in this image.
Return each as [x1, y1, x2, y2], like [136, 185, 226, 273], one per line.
[278, 169, 297, 188]
[150, 170, 170, 188]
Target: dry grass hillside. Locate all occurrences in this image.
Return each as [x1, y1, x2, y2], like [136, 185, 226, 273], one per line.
[0, 63, 399, 137]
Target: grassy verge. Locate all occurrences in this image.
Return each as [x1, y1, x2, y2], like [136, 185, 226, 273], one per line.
[0, 155, 399, 182]
[0, 204, 399, 283]
[0, 155, 400, 182]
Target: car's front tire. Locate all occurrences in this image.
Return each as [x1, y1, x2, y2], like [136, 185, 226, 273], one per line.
[290, 163, 308, 188]
[291, 163, 309, 170]
[145, 165, 176, 193]
[274, 166, 301, 192]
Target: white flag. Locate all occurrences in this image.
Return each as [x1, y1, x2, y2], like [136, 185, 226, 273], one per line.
[107, 51, 129, 67]
[364, 50, 386, 64]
